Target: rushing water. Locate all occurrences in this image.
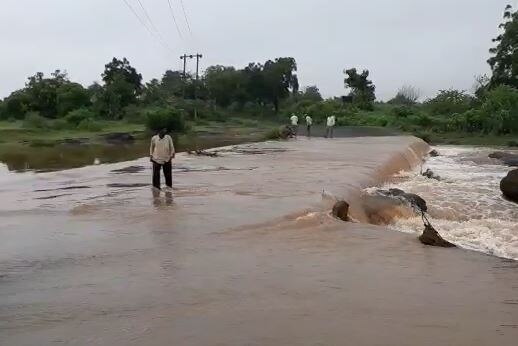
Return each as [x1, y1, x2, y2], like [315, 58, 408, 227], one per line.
[378, 146, 518, 260]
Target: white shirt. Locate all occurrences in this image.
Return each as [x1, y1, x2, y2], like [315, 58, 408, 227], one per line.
[290, 115, 299, 126]
[150, 135, 175, 164]
[305, 116, 313, 126]
[327, 116, 336, 127]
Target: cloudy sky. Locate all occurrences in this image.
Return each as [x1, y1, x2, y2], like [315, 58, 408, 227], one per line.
[0, 0, 514, 100]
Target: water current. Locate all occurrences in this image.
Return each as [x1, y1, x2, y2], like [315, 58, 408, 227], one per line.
[376, 146, 518, 260]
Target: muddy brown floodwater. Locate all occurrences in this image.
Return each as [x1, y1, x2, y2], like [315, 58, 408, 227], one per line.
[1, 137, 518, 346]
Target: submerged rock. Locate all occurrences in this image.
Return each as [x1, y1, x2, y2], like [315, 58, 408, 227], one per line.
[332, 201, 350, 221]
[382, 188, 428, 213]
[501, 169, 518, 203]
[419, 224, 456, 248]
[422, 168, 441, 181]
[489, 151, 518, 167]
[429, 149, 439, 157]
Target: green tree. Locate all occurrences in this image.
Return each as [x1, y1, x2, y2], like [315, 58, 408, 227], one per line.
[102, 57, 142, 107]
[161, 70, 185, 98]
[56, 82, 91, 117]
[204, 65, 246, 107]
[344, 68, 376, 110]
[488, 5, 518, 88]
[263, 57, 298, 113]
[300, 86, 323, 102]
[425, 89, 473, 116]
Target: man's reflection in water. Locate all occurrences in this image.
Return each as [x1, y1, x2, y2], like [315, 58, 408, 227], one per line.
[152, 188, 174, 208]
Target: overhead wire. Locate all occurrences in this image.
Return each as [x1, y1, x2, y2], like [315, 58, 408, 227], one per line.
[135, 0, 160, 33]
[121, 0, 175, 55]
[179, 0, 193, 35]
[166, 0, 183, 39]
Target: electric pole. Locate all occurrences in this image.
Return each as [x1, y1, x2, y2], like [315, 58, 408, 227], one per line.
[179, 53, 203, 119]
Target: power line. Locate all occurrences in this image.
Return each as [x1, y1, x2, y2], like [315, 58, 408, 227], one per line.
[167, 0, 183, 39]
[179, 0, 192, 35]
[135, 0, 160, 33]
[121, 0, 174, 54]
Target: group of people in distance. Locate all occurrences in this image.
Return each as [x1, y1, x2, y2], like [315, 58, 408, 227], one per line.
[289, 113, 336, 138]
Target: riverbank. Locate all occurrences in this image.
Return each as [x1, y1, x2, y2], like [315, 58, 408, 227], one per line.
[0, 118, 280, 172]
[2, 137, 518, 345]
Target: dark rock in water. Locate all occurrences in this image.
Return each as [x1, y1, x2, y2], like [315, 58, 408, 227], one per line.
[385, 188, 428, 213]
[103, 132, 135, 143]
[489, 151, 511, 160]
[429, 149, 439, 157]
[422, 168, 441, 181]
[501, 169, 518, 203]
[419, 224, 456, 248]
[332, 201, 350, 221]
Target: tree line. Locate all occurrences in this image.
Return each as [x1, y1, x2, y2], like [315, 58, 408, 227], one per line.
[0, 5, 517, 137]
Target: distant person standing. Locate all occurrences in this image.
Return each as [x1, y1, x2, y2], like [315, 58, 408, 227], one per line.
[150, 128, 176, 190]
[326, 115, 336, 138]
[290, 113, 299, 136]
[305, 114, 313, 137]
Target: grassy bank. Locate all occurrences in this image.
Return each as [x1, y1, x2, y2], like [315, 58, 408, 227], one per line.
[0, 117, 281, 146]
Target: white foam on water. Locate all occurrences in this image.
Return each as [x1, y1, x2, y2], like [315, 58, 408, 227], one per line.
[383, 146, 518, 260]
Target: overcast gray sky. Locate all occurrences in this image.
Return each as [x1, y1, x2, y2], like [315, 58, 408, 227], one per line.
[0, 0, 514, 100]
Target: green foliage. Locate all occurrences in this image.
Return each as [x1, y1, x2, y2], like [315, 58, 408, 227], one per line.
[65, 108, 96, 126]
[56, 83, 91, 117]
[23, 111, 49, 129]
[300, 86, 323, 102]
[391, 105, 415, 118]
[145, 107, 187, 133]
[489, 5, 518, 88]
[77, 119, 102, 132]
[344, 68, 376, 110]
[425, 89, 473, 116]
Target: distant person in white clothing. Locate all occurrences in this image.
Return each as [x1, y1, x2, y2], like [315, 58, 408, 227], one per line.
[150, 128, 176, 190]
[326, 115, 336, 138]
[305, 114, 313, 137]
[290, 113, 299, 137]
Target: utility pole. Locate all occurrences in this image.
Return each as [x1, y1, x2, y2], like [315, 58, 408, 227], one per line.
[179, 53, 203, 120]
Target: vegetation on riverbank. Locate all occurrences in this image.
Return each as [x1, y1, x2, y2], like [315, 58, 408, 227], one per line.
[0, 5, 517, 148]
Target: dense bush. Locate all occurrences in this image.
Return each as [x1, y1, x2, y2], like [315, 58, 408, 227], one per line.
[391, 105, 415, 118]
[77, 119, 102, 132]
[65, 108, 96, 126]
[23, 112, 48, 129]
[145, 107, 187, 133]
[425, 89, 473, 116]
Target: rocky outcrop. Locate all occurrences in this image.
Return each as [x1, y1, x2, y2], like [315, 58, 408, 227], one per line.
[501, 169, 518, 203]
[332, 201, 350, 222]
[419, 224, 456, 248]
[489, 151, 518, 167]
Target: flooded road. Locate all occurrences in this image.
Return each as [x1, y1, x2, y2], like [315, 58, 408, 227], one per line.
[1, 137, 518, 345]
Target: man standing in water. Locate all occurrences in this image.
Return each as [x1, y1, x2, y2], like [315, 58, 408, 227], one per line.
[305, 113, 313, 137]
[290, 113, 299, 137]
[326, 114, 336, 138]
[150, 128, 175, 190]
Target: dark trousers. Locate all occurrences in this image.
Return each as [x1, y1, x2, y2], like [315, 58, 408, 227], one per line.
[326, 126, 334, 138]
[152, 160, 172, 189]
[307, 125, 312, 137]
